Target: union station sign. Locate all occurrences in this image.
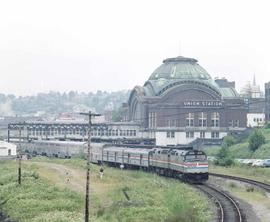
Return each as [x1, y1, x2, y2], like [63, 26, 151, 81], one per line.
[183, 101, 223, 107]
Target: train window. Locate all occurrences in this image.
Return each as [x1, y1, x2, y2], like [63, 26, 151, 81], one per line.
[185, 154, 206, 161]
[196, 155, 206, 160]
[185, 155, 195, 160]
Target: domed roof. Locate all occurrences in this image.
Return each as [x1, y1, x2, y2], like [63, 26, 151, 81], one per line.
[149, 56, 212, 80]
[144, 56, 221, 97]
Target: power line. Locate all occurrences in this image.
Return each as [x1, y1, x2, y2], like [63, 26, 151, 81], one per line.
[18, 125, 22, 185]
[79, 111, 101, 222]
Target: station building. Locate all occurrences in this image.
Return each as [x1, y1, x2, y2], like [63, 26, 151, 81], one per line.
[124, 56, 247, 145]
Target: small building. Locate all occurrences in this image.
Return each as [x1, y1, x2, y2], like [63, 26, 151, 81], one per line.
[247, 113, 265, 127]
[0, 141, 17, 158]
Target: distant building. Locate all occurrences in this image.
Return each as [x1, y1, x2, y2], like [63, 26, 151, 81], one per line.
[240, 75, 264, 98]
[240, 76, 266, 127]
[0, 141, 16, 158]
[266, 82, 270, 122]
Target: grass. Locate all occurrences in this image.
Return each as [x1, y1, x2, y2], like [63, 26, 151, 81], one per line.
[0, 160, 83, 222]
[209, 163, 270, 184]
[205, 128, 270, 159]
[0, 158, 212, 222]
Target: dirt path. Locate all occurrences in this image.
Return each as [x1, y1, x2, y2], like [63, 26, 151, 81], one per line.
[24, 161, 117, 198]
[30, 162, 86, 193]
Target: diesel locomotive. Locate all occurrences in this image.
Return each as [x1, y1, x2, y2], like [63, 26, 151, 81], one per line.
[92, 146, 208, 183]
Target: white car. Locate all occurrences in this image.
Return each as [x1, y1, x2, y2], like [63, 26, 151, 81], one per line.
[252, 159, 264, 167]
[242, 159, 255, 165]
[263, 159, 270, 167]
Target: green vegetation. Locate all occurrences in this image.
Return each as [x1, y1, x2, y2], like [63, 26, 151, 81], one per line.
[213, 136, 234, 166]
[210, 164, 270, 184]
[0, 158, 212, 222]
[0, 90, 130, 116]
[206, 129, 270, 159]
[111, 108, 122, 122]
[248, 129, 266, 151]
[0, 160, 83, 222]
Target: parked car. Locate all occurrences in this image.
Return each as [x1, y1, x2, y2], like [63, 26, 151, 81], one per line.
[263, 159, 270, 167]
[252, 159, 264, 167]
[242, 159, 255, 165]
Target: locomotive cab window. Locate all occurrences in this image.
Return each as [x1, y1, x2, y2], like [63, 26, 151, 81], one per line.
[185, 154, 206, 161]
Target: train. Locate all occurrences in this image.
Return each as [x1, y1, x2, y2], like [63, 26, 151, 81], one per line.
[92, 146, 209, 183]
[18, 139, 209, 183]
[20, 140, 87, 158]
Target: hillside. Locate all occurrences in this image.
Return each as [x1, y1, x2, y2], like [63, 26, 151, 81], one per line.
[206, 128, 270, 159]
[0, 90, 130, 117]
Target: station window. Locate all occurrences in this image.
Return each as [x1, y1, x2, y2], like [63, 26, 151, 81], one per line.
[166, 131, 175, 138]
[186, 132, 194, 138]
[167, 119, 176, 127]
[211, 132, 219, 139]
[186, 113, 194, 127]
[198, 112, 207, 127]
[200, 132, 205, 138]
[211, 112, 220, 127]
[149, 112, 157, 129]
[234, 120, 239, 127]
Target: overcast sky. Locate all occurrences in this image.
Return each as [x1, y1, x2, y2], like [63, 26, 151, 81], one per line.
[0, 0, 269, 95]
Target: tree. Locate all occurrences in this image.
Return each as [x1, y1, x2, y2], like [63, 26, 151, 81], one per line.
[248, 129, 265, 152]
[222, 135, 236, 148]
[112, 109, 122, 122]
[214, 145, 234, 166]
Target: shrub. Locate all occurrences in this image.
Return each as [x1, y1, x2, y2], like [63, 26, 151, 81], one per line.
[222, 136, 236, 147]
[248, 129, 266, 152]
[265, 122, 270, 129]
[214, 146, 234, 166]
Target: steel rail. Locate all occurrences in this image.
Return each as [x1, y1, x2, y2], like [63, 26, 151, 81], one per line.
[209, 173, 270, 192]
[196, 184, 243, 222]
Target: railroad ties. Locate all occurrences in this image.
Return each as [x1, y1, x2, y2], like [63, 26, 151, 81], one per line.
[195, 184, 243, 222]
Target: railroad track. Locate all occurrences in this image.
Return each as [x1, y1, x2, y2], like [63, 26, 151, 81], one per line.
[196, 184, 243, 222]
[209, 173, 270, 192]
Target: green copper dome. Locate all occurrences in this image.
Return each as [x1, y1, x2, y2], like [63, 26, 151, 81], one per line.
[149, 56, 211, 80]
[141, 56, 238, 98]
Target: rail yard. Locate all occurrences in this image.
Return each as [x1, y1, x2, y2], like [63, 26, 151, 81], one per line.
[1, 132, 270, 221]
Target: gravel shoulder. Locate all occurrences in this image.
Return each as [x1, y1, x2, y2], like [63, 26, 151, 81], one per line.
[209, 176, 269, 222]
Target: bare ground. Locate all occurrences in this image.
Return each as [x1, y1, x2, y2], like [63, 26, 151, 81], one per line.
[209, 176, 270, 222]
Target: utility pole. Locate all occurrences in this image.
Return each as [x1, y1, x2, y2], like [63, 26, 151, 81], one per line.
[79, 111, 101, 222]
[18, 124, 22, 185]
